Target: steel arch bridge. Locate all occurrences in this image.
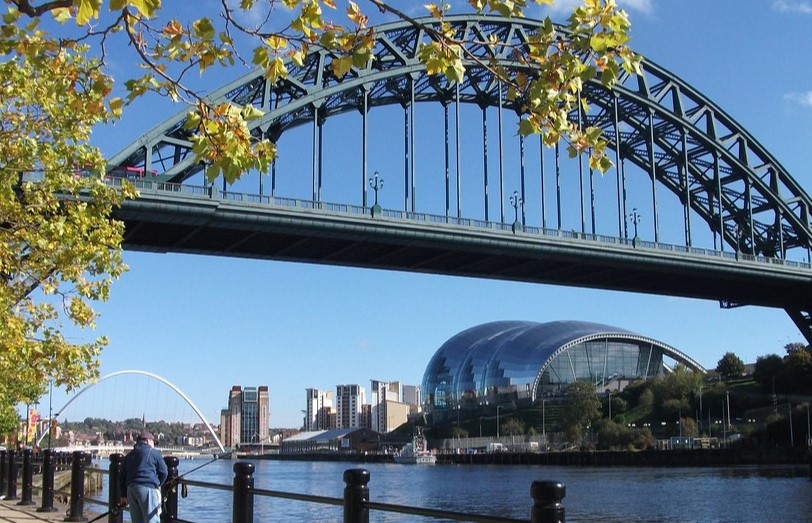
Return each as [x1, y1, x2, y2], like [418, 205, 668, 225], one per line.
[107, 15, 812, 342]
[40, 370, 225, 452]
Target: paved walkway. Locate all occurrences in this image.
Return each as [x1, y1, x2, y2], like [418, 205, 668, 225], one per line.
[0, 499, 102, 523]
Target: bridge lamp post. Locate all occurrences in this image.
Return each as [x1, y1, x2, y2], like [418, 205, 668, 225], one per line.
[369, 171, 384, 217]
[626, 207, 641, 246]
[733, 224, 742, 259]
[509, 191, 523, 233]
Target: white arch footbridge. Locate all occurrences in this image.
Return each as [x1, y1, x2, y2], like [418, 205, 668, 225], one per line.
[40, 370, 225, 453]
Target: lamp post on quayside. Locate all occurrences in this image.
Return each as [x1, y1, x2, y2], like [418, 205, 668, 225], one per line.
[496, 405, 501, 439]
[608, 391, 612, 421]
[369, 171, 384, 217]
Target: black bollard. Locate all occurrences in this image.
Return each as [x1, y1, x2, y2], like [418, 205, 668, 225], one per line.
[342, 469, 370, 523]
[161, 456, 179, 523]
[18, 448, 34, 506]
[108, 454, 124, 523]
[0, 450, 6, 498]
[38, 449, 59, 513]
[530, 480, 565, 523]
[6, 448, 18, 501]
[232, 462, 254, 523]
[64, 451, 88, 522]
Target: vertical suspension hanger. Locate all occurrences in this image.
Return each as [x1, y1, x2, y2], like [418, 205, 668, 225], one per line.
[482, 102, 489, 223]
[647, 108, 660, 243]
[540, 134, 546, 230]
[455, 80, 462, 219]
[403, 99, 409, 212]
[714, 151, 723, 251]
[317, 109, 324, 203]
[444, 101, 450, 218]
[410, 75, 416, 213]
[498, 82, 505, 224]
[311, 103, 319, 202]
[612, 94, 624, 238]
[555, 141, 562, 230]
[589, 160, 596, 235]
[361, 87, 368, 209]
[519, 131, 526, 226]
[681, 129, 693, 247]
[577, 91, 585, 234]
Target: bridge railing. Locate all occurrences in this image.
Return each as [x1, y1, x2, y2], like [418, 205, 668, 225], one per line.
[2, 449, 567, 523]
[107, 178, 812, 271]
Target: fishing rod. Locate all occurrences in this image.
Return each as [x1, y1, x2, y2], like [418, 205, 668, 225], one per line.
[164, 450, 233, 500]
[173, 450, 231, 482]
[86, 502, 125, 523]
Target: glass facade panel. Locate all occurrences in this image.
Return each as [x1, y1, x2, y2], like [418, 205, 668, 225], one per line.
[422, 321, 697, 420]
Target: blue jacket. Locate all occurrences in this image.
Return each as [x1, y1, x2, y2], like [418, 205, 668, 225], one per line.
[120, 441, 168, 493]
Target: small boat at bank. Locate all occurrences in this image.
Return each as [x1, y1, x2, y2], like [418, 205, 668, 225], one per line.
[393, 430, 436, 465]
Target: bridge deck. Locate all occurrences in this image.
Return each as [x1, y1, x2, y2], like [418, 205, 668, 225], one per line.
[115, 181, 812, 311]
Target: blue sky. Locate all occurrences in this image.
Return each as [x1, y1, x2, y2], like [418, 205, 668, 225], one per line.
[36, 0, 812, 429]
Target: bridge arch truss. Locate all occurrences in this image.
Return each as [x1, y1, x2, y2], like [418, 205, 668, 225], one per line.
[108, 15, 812, 340]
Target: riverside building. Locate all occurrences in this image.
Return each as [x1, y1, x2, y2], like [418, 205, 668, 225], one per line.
[304, 388, 334, 431]
[219, 385, 270, 448]
[369, 380, 412, 433]
[421, 320, 704, 424]
[336, 384, 366, 429]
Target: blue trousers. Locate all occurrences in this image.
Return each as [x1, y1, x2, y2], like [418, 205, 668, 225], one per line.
[127, 483, 162, 523]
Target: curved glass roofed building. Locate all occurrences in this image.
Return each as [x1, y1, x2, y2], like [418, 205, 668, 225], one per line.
[421, 320, 703, 421]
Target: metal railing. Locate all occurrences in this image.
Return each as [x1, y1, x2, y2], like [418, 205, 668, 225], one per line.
[106, 177, 812, 272]
[1, 450, 567, 523]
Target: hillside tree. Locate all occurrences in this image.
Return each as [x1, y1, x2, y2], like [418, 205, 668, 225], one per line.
[562, 380, 601, 444]
[715, 352, 745, 380]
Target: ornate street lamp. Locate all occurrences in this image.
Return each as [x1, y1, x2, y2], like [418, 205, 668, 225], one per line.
[626, 207, 641, 246]
[369, 171, 384, 217]
[509, 190, 523, 233]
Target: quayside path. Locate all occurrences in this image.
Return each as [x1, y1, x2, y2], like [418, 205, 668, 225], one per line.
[0, 501, 98, 523]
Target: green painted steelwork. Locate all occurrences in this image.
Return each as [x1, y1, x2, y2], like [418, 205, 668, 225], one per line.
[106, 15, 812, 340]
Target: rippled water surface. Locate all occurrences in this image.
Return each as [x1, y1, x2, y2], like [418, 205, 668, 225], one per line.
[97, 458, 811, 522]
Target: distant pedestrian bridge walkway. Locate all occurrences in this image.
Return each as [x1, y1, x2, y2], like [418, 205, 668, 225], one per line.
[106, 15, 812, 341]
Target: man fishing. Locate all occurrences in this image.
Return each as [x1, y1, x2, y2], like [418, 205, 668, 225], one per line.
[119, 431, 168, 523]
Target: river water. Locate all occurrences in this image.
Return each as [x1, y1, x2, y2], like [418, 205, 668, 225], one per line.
[99, 458, 811, 522]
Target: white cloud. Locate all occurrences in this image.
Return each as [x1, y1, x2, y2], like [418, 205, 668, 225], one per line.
[784, 91, 812, 108]
[540, 0, 654, 15]
[618, 0, 655, 15]
[773, 0, 812, 14]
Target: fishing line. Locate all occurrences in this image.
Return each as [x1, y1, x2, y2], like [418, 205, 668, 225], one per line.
[85, 502, 125, 523]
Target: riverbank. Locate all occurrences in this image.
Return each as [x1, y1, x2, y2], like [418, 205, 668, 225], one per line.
[244, 447, 811, 469]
